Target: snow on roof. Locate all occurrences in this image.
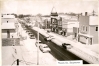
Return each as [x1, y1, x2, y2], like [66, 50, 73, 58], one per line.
[2, 15, 15, 18]
[2, 23, 15, 29]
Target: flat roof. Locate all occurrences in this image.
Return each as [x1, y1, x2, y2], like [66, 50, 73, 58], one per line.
[2, 15, 15, 18]
[78, 33, 93, 38]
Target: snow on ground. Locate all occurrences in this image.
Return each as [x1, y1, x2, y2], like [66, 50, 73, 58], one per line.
[2, 23, 57, 66]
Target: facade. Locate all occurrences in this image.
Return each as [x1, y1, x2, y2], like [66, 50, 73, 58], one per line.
[1, 14, 17, 38]
[50, 7, 62, 33]
[42, 16, 51, 29]
[1, 14, 20, 46]
[61, 16, 79, 36]
[50, 7, 58, 32]
[78, 12, 98, 45]
[73, 27, 79, 40]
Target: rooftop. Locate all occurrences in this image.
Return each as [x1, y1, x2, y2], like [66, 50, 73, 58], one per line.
[1, 14, 15, 19]
[51, 7, 58, 16]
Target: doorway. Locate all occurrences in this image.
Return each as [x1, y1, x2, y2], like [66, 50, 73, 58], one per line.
[7, 30, 10, 38]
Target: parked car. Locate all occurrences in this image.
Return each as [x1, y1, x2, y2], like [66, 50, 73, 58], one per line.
[28, 32, 33, 35]
[62, 43, 73, 49]
[29, 33, 34, 36]
[26, 30, 30, 33]
[39, 44, 51, 53]
[35, 40, 42, 47]
[44, 35, 55, 41]
[23, 27, 27, 30]
[30, 35, 35, 39]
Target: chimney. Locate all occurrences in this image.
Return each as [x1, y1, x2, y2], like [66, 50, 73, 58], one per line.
[85, 12, 88, 16]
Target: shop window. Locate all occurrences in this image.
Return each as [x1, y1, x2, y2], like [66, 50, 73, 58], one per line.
[96, 27, 98, 31]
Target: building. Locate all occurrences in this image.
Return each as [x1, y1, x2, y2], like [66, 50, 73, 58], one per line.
[78, 12, 98, 45]
[43, 18, 51, 29]
[73, 27, 79, 40]
[50, 7, 60, 33]
[1, 14, 17, 38]
[1, 14, 20, 46]
[61, 16, 79, 36]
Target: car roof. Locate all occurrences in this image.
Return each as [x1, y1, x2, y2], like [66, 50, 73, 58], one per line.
[40, 44, 48, 47]
[36, 40, 41, 42]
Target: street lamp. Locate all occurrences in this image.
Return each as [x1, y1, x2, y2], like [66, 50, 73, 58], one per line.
[37, 21, 39, 65]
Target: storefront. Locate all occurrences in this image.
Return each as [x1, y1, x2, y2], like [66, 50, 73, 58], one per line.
[78, 33, 93, 45]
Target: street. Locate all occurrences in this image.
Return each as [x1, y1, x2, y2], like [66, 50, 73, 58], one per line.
[1, 1, 98, 65]
[25, 25, 89, 64]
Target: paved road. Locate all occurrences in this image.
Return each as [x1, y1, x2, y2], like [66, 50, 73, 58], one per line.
[23, 24, 89, 64]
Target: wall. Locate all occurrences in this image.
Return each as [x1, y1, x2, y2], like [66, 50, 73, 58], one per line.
[2, 18, 15, 23]
[2, 38, 20, 46]
[2, 29, 16, 38]
[79, 16, 89, 34]
[90, 25, 98, 44]
[73, 27, 79, 33]
[89, 16, 98, 25]
[67, 22, 79, 33]
[79, 36, 86, 44]
[73, 27, 79, 39]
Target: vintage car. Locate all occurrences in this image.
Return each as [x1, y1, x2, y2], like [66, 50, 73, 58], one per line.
[39, 44, 51, 53]
[62, 43, 73, 49]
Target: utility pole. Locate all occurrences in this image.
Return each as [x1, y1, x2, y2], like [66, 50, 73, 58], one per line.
[37, 22, 39, 65]
[35, 14, 42, 65]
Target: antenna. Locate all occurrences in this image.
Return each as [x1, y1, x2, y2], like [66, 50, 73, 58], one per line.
[92, 10, 96, 16]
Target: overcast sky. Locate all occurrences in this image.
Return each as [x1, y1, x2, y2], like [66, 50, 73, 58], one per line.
[1, 0, 98, 15]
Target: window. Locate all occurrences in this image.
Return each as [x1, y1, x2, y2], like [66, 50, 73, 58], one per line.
[96, 27, 98, 31]
[7, 21, 8, 23]
[86, 27, 87, 31]
[81, 26, 84, 31]
[83, 26, 85, 31]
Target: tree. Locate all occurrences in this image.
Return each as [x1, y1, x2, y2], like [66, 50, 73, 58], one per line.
[18, 14, 24, 18]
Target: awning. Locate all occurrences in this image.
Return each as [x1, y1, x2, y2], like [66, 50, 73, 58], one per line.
[78, 33, 93, 38]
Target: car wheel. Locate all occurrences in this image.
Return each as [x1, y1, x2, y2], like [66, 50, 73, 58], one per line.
[44, 38, 47, 41]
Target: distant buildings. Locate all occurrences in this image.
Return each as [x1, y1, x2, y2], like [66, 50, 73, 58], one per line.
[40, 8, 98, 45]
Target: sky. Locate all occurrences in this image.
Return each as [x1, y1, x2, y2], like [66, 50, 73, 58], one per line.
[0, 0, 98, 15]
